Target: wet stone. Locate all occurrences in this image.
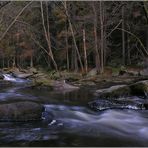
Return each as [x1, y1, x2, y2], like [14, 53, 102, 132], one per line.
[0, 101, 44, 121]
[88, 97, 145, 111]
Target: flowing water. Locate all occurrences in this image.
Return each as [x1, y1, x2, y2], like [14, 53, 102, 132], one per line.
[0, 74, 148, 146]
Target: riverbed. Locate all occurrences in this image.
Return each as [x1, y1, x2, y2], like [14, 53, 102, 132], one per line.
[0, 74, 148, 146]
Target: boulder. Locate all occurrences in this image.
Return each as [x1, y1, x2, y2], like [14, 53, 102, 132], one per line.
[28, 67, 38, 74]
[53, 80, 79, 91]
[0, 101, 44, 121]
[87, 68, 97, 77]
[12, 72, 33, 79]
[119, 70, 139, 76]
[0, 74, 4, 79]
[130, 80, 148, 96]
[88, 97, 144, 111]
[95, 85, 130, 98]
[32, 76, 54, 91]
[95, 80, 148, 98]
[140, 68, 148, 76]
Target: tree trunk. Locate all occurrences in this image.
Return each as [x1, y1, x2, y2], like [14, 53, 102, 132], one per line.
[12, 56, 16, 67]
[30, 55, 33, 67]
[92, 2, 100, 74]
[64, 1, 84, 73]
[83, 28, 88, 73]
[146, 27, 148, 50]
[122, 4, 125, 65]
[100, 1, 104, 73]
[103, 3, 107, 66]
[127, 34, 131, 65]
[40, 1, 58, 72]
[65, 22, 69, 71]
[2, 56, 4, 68]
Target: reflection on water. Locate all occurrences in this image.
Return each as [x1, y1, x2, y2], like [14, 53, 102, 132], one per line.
[0, 75, 148, 146]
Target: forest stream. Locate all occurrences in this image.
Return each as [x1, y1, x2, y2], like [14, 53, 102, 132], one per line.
[0, 74, 148, 146]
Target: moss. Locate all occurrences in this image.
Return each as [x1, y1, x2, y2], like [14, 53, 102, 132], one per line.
[130, 81, 148, 96]
[32, 77, 54, 91]
[96, 85, 131, 98]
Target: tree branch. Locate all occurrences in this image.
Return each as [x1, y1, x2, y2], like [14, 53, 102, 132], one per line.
[117, 27, 148, 57]
[0, 1, 32, 41]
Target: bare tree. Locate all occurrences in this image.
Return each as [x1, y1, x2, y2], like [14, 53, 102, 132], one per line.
[122, 3, 125, 65]
[83, 28, 88, 73]
[100, 1, 104, 73]
[63, 1, 84, 72]
[40, 1, 58, 72]
[92, 2, 101, 74]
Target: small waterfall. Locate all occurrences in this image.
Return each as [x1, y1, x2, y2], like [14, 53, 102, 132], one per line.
[3, 74, 25, 83]
[3, 74, 17, 82]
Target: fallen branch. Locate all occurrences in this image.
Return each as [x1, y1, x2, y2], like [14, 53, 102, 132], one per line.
[116, 27, 148, 57]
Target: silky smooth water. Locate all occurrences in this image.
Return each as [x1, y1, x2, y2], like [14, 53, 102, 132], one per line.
[0, 74, 148, 146]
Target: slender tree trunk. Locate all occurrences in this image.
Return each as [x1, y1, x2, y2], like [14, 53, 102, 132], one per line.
[7, 58, 9, 68]
[146, 27, 148, 50]
[74, 47, 78, 72]
[12, 56, 16, 67]
[92, 2, 100, 74]
[100, 1, 104, 74]
[2, 56, 4, 68]
[46, 1, 50, 64]
[83, 28, 88, 73]
[30, 55, 33, 67]
[65, 22, 69, 71]
[40, 1, 58, 72]
[71, 47, 74, 70]
[103, 3, 107, 66]
[122, 4, 125, 65]
[64, 1, 84, 73]
[127, 34, 131, 65]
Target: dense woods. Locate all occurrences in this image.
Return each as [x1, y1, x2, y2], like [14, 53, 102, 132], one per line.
[0, 1, 148, 74]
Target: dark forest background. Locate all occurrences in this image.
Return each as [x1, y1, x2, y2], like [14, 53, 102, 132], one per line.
[0, 1, 148, 74]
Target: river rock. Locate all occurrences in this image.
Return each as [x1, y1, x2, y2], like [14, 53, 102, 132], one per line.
[129, 80, 148, 96]
[12, 72, 33, 79]
[140, 68, 148, 76]
[53, 80, 79, 91]
[95, 80, 148, 98]
[95, 85, 131, 98]
[0, 101, 44, 121]
[0, 74, 4, 79]
[87, 68, 97, 77]
[28, 67, 38, 74]
[88, 97, 144, 111]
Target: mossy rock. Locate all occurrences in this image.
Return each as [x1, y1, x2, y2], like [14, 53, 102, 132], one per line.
[95, 85, 131, 98]
[32, 78, 54, 91]
[0, 101, 44, 121]
[130, 80, 148, 96]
